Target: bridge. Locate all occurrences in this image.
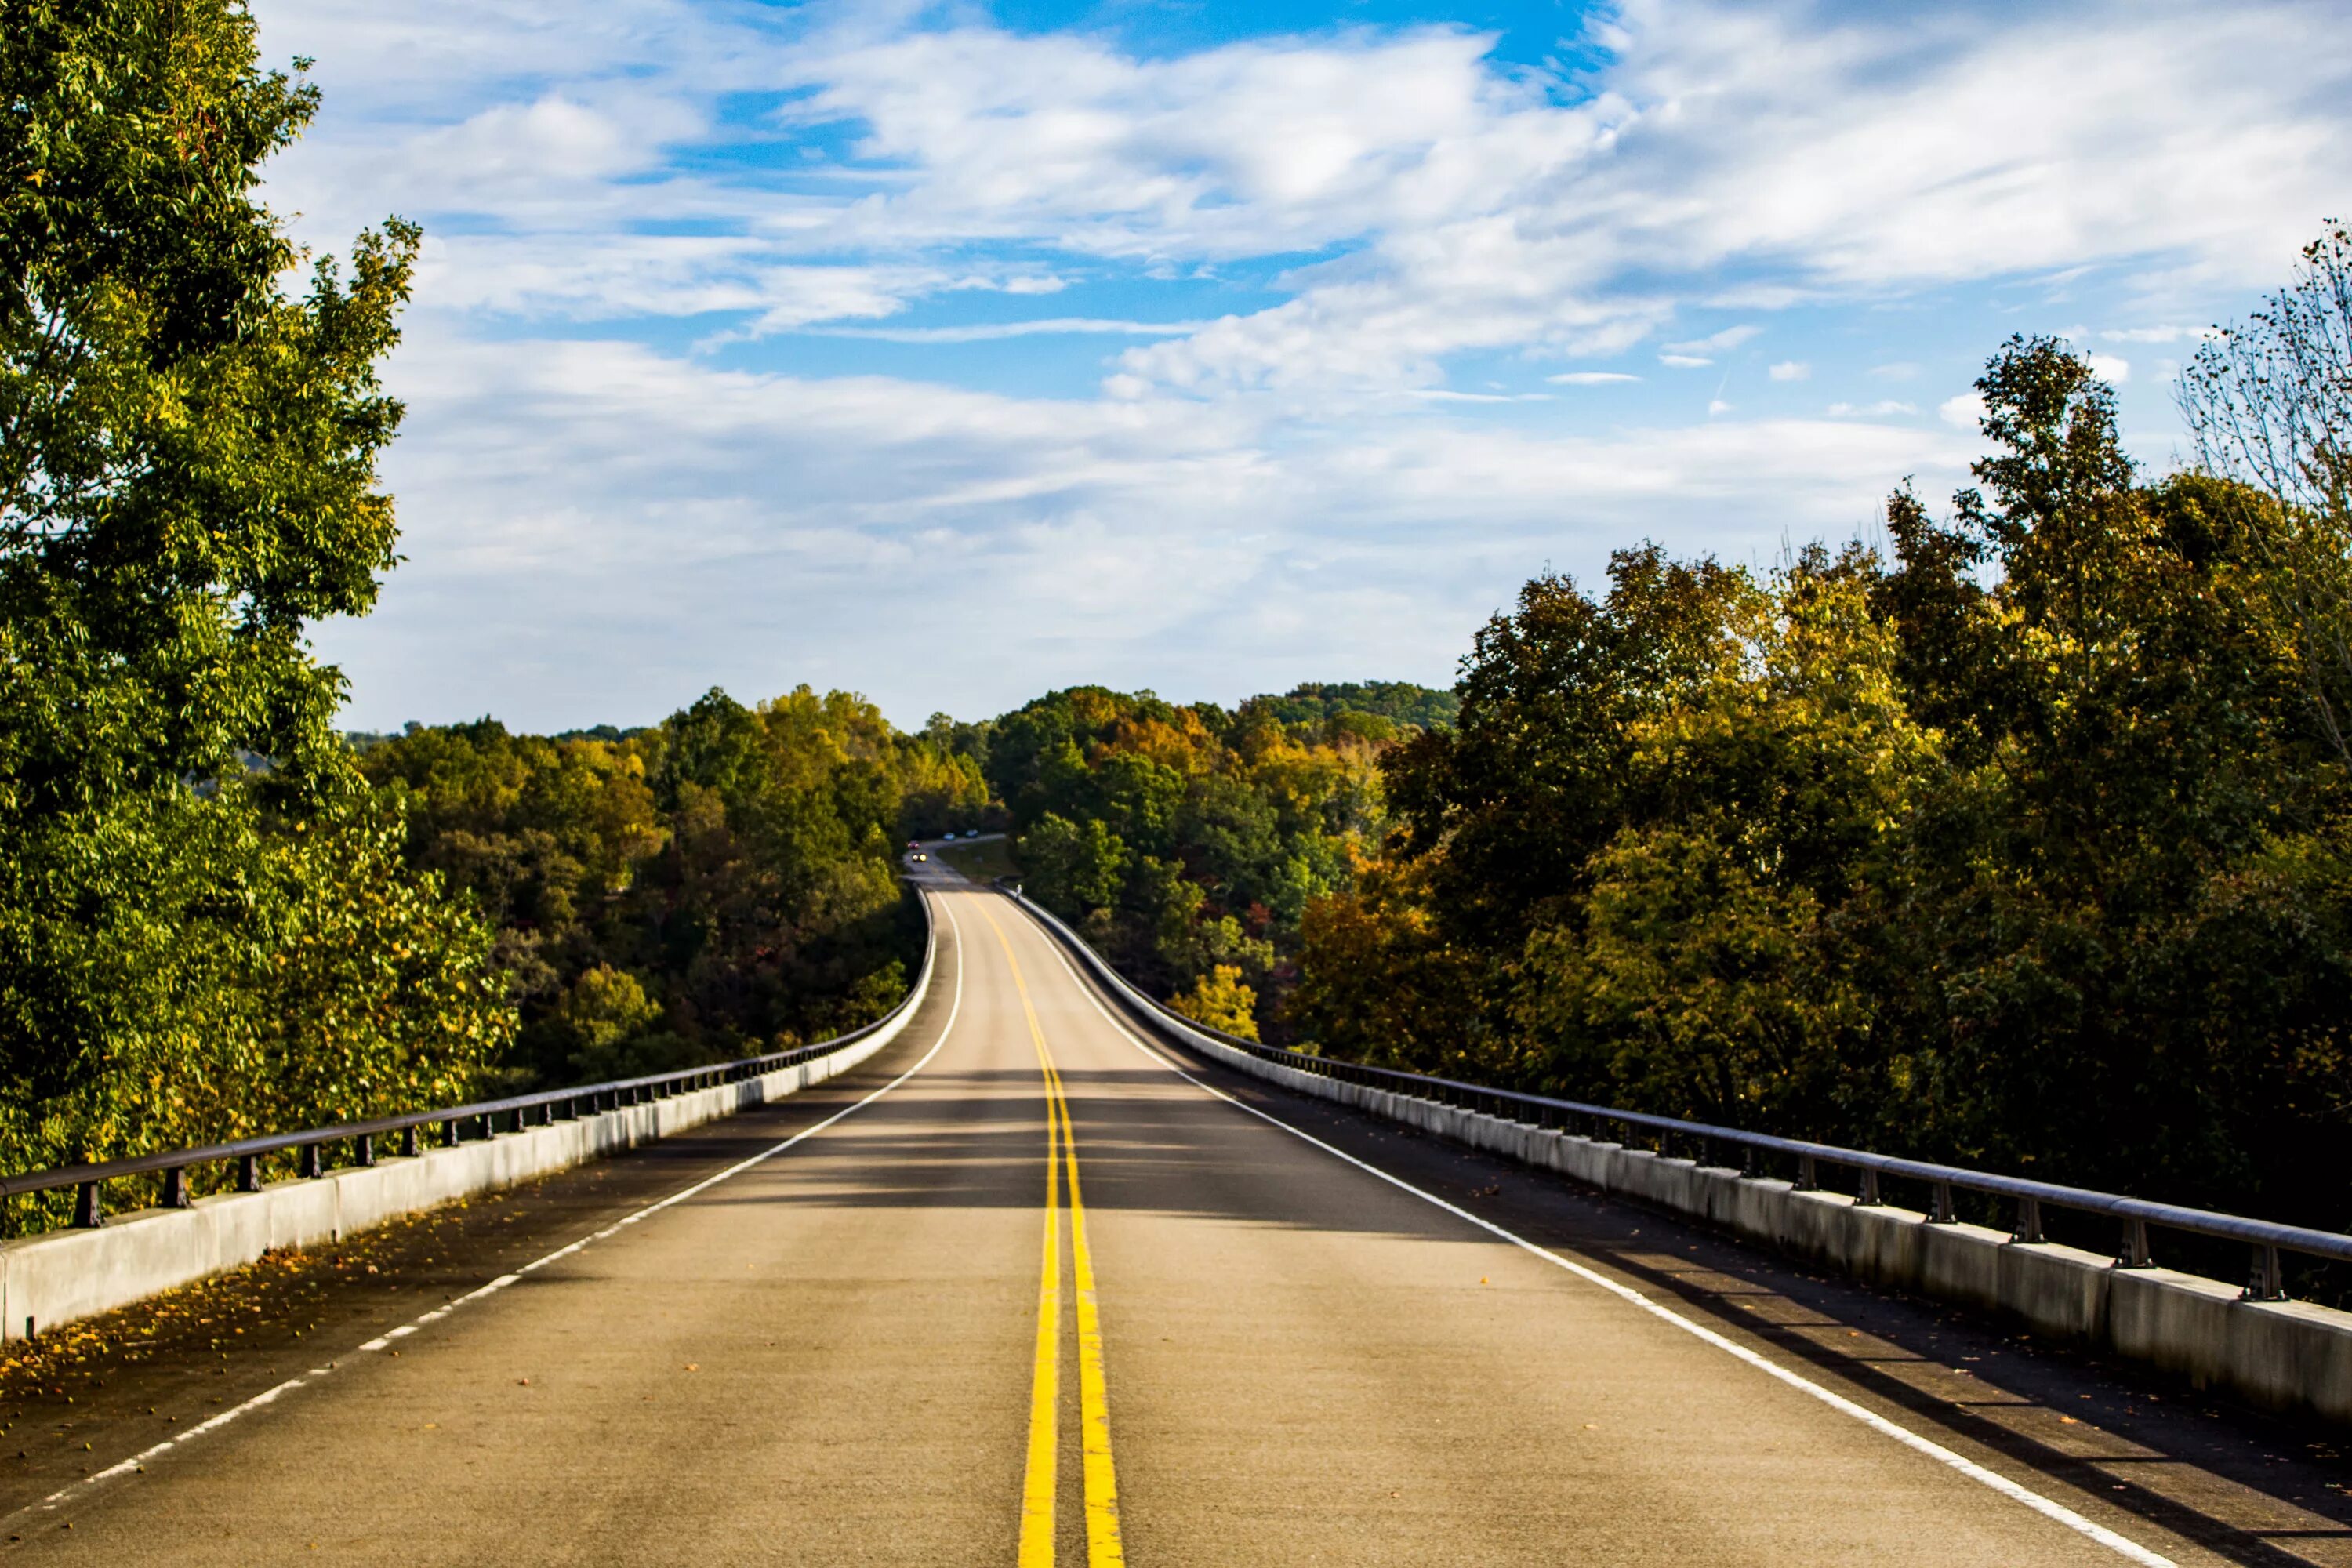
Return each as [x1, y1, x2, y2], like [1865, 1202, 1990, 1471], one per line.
[0, 867, 2345, 1564]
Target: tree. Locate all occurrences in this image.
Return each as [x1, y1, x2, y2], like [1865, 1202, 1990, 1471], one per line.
[1022, 812, 1127, 913]
[2180, 221, 2352, 761]
[0, 2, 501, 1189]
[1168, 965, 1259, 1040]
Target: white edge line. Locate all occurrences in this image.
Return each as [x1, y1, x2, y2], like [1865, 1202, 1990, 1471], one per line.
[1025, 913, 2179, 1568]
[13, 898, 968, 1527]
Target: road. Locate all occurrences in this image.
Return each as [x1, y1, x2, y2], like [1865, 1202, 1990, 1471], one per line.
[2, 870, 2345, 1565]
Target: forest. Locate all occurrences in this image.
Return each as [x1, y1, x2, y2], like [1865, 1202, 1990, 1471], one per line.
[942, 681, 1454, 1040]
[1287, 263, 2352, 1235]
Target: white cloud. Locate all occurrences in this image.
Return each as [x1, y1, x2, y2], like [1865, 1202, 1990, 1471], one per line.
[1768, 361, 1809, 382]
[1664, 325, 1763, 356]
[2085, 352, 2132, 383]
[1708, 398, 1733, 416]
[318, 327, 1971, 728]
[241, 0, 2352, 724]
[259, 0, 2352, 394]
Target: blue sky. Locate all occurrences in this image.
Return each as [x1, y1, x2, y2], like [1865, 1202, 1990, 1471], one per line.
[254, 0, 2352, 731]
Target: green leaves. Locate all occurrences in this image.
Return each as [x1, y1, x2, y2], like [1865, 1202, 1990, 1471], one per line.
[1320, 328, 2352, 1231]
[0, 2, 477, 1204]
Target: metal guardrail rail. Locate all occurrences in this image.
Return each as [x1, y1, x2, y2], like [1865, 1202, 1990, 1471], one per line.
[2, 892, 936, 1232]
[1010, 887, 2351, 1304]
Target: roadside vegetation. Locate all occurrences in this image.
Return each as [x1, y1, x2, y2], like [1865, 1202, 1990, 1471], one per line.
[0, 4, 506, 1210]
[1290, 230, 2352, 1232]
[955, 682, 1457, 1041]
[355, 689, 969, 1088]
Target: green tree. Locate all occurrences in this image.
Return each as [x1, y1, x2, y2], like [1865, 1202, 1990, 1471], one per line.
[1022, 812, 1127, 913]
[0, 1, 504, 1190]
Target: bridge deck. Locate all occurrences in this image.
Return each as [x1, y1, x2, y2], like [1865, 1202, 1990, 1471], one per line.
[2, 877, 2344, 1565]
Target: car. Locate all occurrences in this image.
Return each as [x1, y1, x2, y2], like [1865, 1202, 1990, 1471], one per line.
[906, 839, 920, 850]
[910, 850, 928, 862]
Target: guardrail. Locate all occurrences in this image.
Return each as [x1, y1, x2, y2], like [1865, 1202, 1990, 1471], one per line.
[2, 894, 936, 1235]
[1010, 887, 2352, 1304]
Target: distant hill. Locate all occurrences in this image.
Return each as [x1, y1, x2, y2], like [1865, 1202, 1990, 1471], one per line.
[1247, 681, 1459, 732]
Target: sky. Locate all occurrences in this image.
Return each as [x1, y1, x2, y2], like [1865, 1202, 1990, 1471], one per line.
[252, 0, 2352, 733]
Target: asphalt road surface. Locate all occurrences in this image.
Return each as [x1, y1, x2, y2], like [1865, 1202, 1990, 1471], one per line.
[2, 869, 2346, 1565]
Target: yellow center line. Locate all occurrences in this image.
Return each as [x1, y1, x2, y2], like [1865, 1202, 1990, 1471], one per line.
[1018, 982, 1062, 1568]
[989, 909, 1126, 1568]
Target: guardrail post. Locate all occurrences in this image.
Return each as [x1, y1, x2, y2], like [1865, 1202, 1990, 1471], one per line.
[2013, 1196, 2044, 1243]
[1795, 1155, 1818, 1192]
[239, 1154, 261, 1192]
[1929, 1181, 1957, 1224]
[162, 1167, 189, 1208]
[402, 1126, 422, 1158]
[72, 1181, 103, 1229]
[1857, 1170, 1882, 1207]
[355, 1134, 375, 1168]
[441, 1119, 460, 1148]
[2119, 1218, 2153, 1269]
[2245, 1244, 2285, 1301]
[299, 1143, 323, 1179]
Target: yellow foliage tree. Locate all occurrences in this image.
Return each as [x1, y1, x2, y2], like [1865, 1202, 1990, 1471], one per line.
[1168, 965, 1261, 1040]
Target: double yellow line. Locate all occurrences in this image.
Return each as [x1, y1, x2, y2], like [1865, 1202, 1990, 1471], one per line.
[987, 912, 1125, 1568]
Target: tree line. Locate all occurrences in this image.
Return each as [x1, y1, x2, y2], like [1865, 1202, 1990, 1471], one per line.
[938, 681, 1455, 1038]
[1292, 236, 2352, 1234]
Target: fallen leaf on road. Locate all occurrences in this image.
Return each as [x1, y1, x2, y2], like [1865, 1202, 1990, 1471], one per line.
[684, 1363, 699, 1373]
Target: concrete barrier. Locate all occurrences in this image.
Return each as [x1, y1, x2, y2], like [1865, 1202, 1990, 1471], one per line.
[0, 892, 940, 1343]
[1017, 893, 2352, 1428]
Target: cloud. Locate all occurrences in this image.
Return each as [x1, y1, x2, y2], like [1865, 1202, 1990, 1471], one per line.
[261, 0, 2352, 395]
[1940, 391, 1989, 429]
[1768, 360, 1809, 382]
[1664, 325, 1763, 356]
[1708, 398, 1733, 416]
[320, 327, 1972, 728]
[2085, 352, 2132, 383]
[242, 0, 2352, 725]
